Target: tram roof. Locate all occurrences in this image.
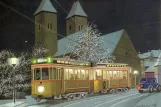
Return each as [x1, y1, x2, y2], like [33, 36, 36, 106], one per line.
[55, 29, 124, 57]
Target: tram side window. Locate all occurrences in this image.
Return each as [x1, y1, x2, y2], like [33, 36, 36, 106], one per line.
[69, 69, 74, 80]
[75, 70, 78, 80]
[85, 70, 89, 79]
[77, 70, 81, 80]
[89, 70, 94, 80]
[103, 70, 107, 79]
[34, 68, 41, 80]
[49, 67, 53, 79]
[31, 69, 34, 80]
[42, 68, 49, 80]
[123, 71, 127, 79]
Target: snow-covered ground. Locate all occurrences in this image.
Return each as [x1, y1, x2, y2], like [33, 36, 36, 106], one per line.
[0, 89, 154, 107]
[134, 92, 161, 107]
[0, 99, 26, 107]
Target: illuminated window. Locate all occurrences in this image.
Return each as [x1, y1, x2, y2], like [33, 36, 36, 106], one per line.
[65, 61, 68, 64]
[85, 70, 89, 79]
[96, 70, 102, 77]
[89, 70, 94, 80]
[65, 69, 69, 80]
[42, 68, 49, 80]
[74, 70, 78, 80]
[69, 69, 74, 80]
[81, 70, 86, 80]
[77, 70, 81, 79]
[103, 70, 107, 79]
[34, 68, 40, 80]
[109, 71, 112, 78]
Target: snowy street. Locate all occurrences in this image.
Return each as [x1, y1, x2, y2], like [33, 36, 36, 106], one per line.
[134, 92, 161, 107]
[0, 89, 155, 107]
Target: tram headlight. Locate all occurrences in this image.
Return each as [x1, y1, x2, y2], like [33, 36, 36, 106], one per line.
[38, 86, 44, 93]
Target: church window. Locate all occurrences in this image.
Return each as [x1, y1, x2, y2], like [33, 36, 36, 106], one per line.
[81, 25, 83, 30]
[38, 24, 41, 30]
[50, 23, 52, 29]
[78, 25, 83, 31]
[79, 25, 83, 31]
[48, 23, 50, 29]
[125, 52, 128, 55]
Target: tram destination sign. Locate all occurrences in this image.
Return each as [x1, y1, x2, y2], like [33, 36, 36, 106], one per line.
[32, 57, 53, 64]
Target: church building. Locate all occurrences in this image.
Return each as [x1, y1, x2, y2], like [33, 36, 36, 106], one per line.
[34, 0, 142, 84]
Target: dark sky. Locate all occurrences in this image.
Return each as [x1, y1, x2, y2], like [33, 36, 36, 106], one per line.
[0, 0, 161, 53]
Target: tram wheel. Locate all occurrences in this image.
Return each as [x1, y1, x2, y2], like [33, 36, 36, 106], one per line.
[36, 98, 41, 102]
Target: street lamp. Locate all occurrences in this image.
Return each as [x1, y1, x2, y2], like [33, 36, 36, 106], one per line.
[133, 70, 138, 88]
[8, 57, 19, 104]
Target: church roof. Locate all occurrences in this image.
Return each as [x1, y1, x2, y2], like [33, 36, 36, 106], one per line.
[34, 0, 57, 15]
[66, 1, 87, 19]
[55, 29, 124, 57]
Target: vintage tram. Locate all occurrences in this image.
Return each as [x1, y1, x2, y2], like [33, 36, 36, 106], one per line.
[31, 57, 132, 101]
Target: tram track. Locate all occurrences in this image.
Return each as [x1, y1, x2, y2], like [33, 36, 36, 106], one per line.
[44, 89, 138, 107]
[16, 89, 137, 107]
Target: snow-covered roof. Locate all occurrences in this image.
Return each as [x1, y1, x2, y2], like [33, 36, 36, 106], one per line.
[66, 1, 87, 19]
[138, 52, 151, 59]
[154, 50, 161, 66]
[145, 51, 161, 72]
[151, 50, 161, 57]
[55, 29, 124, 57]
[138, 50, 161, 59]
[34, 0, 57, 15]
[100, 29, 123, 52]
[144, 61, 153, 67]
[145, 62, 155, 72]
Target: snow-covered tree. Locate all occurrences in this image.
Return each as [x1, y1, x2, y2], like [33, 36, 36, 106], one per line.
[32, 42, 49, 58]
[0, 50, 31, 99]
[67, 24, 115, 63]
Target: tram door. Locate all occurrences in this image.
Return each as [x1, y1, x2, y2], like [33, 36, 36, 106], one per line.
[56, 68, 64, 94]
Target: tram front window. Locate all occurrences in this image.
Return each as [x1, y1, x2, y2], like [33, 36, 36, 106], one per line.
[42, 68, 49, 80]
[34, 68, 40, 80]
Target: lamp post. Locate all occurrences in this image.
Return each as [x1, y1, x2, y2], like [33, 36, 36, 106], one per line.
[133, 70, 138, 88]
[8, 57, 19, 104]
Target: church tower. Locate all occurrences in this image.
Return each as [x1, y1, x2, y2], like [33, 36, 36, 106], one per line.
[34, 0, 57, 56]
[66, 1, 88, 36]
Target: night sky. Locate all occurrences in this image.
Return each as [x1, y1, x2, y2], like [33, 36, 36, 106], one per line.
[0, 0, 161, 53]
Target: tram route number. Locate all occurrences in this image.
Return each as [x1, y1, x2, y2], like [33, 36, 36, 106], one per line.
[135, 104, 157, 107]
